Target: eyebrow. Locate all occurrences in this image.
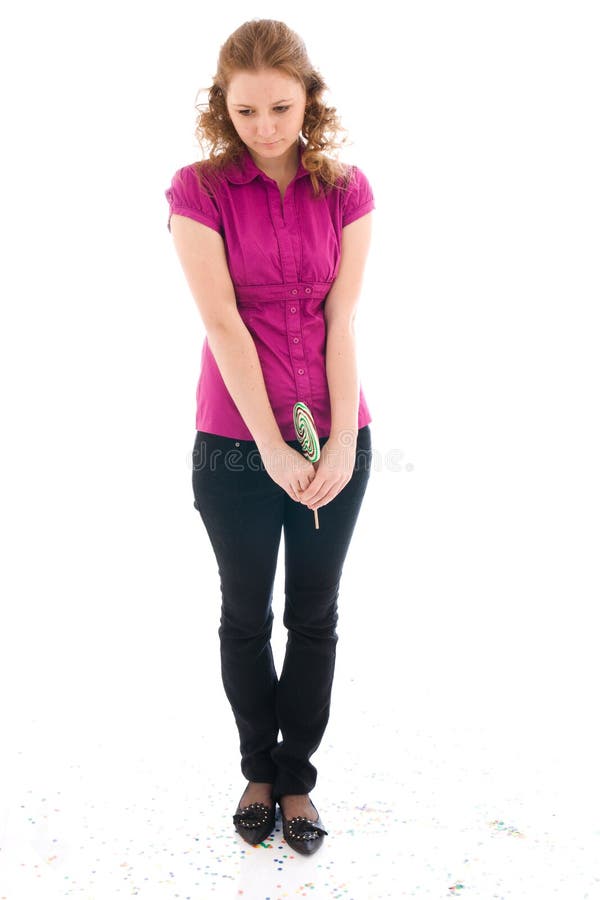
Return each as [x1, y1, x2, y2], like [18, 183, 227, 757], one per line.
[231, 98, 294, 107]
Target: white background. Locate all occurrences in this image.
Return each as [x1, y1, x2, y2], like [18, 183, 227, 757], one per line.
[1, 2, 599, 896]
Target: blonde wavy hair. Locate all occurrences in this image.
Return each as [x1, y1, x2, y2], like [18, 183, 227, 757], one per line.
[192, 19, 354, 198]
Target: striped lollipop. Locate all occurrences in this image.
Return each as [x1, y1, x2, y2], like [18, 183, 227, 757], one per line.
[293, 401, 320, 530]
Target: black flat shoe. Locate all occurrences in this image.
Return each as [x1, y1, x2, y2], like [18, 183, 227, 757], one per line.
[279, 801, 328, 855]
[232, 800, 276, 845]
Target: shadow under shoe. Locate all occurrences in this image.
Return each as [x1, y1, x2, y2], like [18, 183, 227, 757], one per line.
[233, 801, 276, 845]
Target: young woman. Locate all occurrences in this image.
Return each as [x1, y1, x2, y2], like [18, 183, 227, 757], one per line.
[164, 18, 375, 855]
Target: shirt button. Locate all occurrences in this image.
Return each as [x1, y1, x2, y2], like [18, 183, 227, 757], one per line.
[290, 306, 296, 313]
[305, 287, 312, 293]
[298, 368, 304, 375]
[291, 289, 298, 295]
[293, 337, 299, 343]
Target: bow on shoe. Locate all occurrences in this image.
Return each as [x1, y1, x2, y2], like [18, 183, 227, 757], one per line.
[286, 816, 329, 841]
[233, 802, 272, 829]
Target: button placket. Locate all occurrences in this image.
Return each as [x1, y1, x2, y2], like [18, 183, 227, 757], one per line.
[267, 183, 297, 282]
[285, 297, 312, 404]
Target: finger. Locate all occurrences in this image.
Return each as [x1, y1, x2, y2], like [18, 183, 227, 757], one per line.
[299, 476, 325, 500]
[290, 483, 304, 502]
[300, 475, 313, 492]
[308, 488, 337, 509]
[304, 478, 343, 507]
[302, 489, 327, 507]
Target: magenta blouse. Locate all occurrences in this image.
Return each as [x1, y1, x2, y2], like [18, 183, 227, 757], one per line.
[164, 138, 375, 441]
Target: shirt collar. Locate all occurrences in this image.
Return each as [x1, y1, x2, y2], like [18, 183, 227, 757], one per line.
[224, 138, 311, 185]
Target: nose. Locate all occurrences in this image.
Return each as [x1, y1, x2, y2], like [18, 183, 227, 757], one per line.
[256, 115, 277, 139]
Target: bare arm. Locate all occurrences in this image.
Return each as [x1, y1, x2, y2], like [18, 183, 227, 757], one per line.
[206, 319, 284, 451]
[325, 325, 360, 441]
[324, 212, 373, 439]
[169, 213, 284, 451]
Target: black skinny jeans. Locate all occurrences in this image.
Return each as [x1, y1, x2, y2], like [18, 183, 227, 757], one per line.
[191, 425, 372, 801]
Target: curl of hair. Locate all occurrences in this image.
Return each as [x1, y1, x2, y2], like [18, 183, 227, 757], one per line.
[191, 19, 354, 198]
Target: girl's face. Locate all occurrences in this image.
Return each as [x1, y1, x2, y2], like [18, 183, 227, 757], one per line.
[226, 68, 307, 164]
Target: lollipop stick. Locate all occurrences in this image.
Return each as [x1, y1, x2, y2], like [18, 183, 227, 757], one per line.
[314, 509, 319, 530]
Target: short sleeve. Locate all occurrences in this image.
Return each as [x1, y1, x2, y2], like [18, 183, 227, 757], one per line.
[341, 165, 375, 228]
[164, 165, 222, 234]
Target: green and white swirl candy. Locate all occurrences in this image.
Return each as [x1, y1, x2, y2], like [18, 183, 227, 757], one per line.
[293, 401, 320, 463]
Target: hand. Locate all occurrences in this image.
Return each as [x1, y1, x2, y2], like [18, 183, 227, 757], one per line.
[259, 441, 316, 502]
[297, 432, 357, 511]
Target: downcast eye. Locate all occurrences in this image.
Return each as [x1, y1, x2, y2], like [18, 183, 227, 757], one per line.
[238, 106, 290, 116]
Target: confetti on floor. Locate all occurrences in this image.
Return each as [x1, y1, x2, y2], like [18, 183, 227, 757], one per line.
[2, 660, 600, 899]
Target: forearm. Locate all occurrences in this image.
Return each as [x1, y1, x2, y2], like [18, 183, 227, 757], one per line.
[207, 318, 284, 451]
[325, 321, 360, 440]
